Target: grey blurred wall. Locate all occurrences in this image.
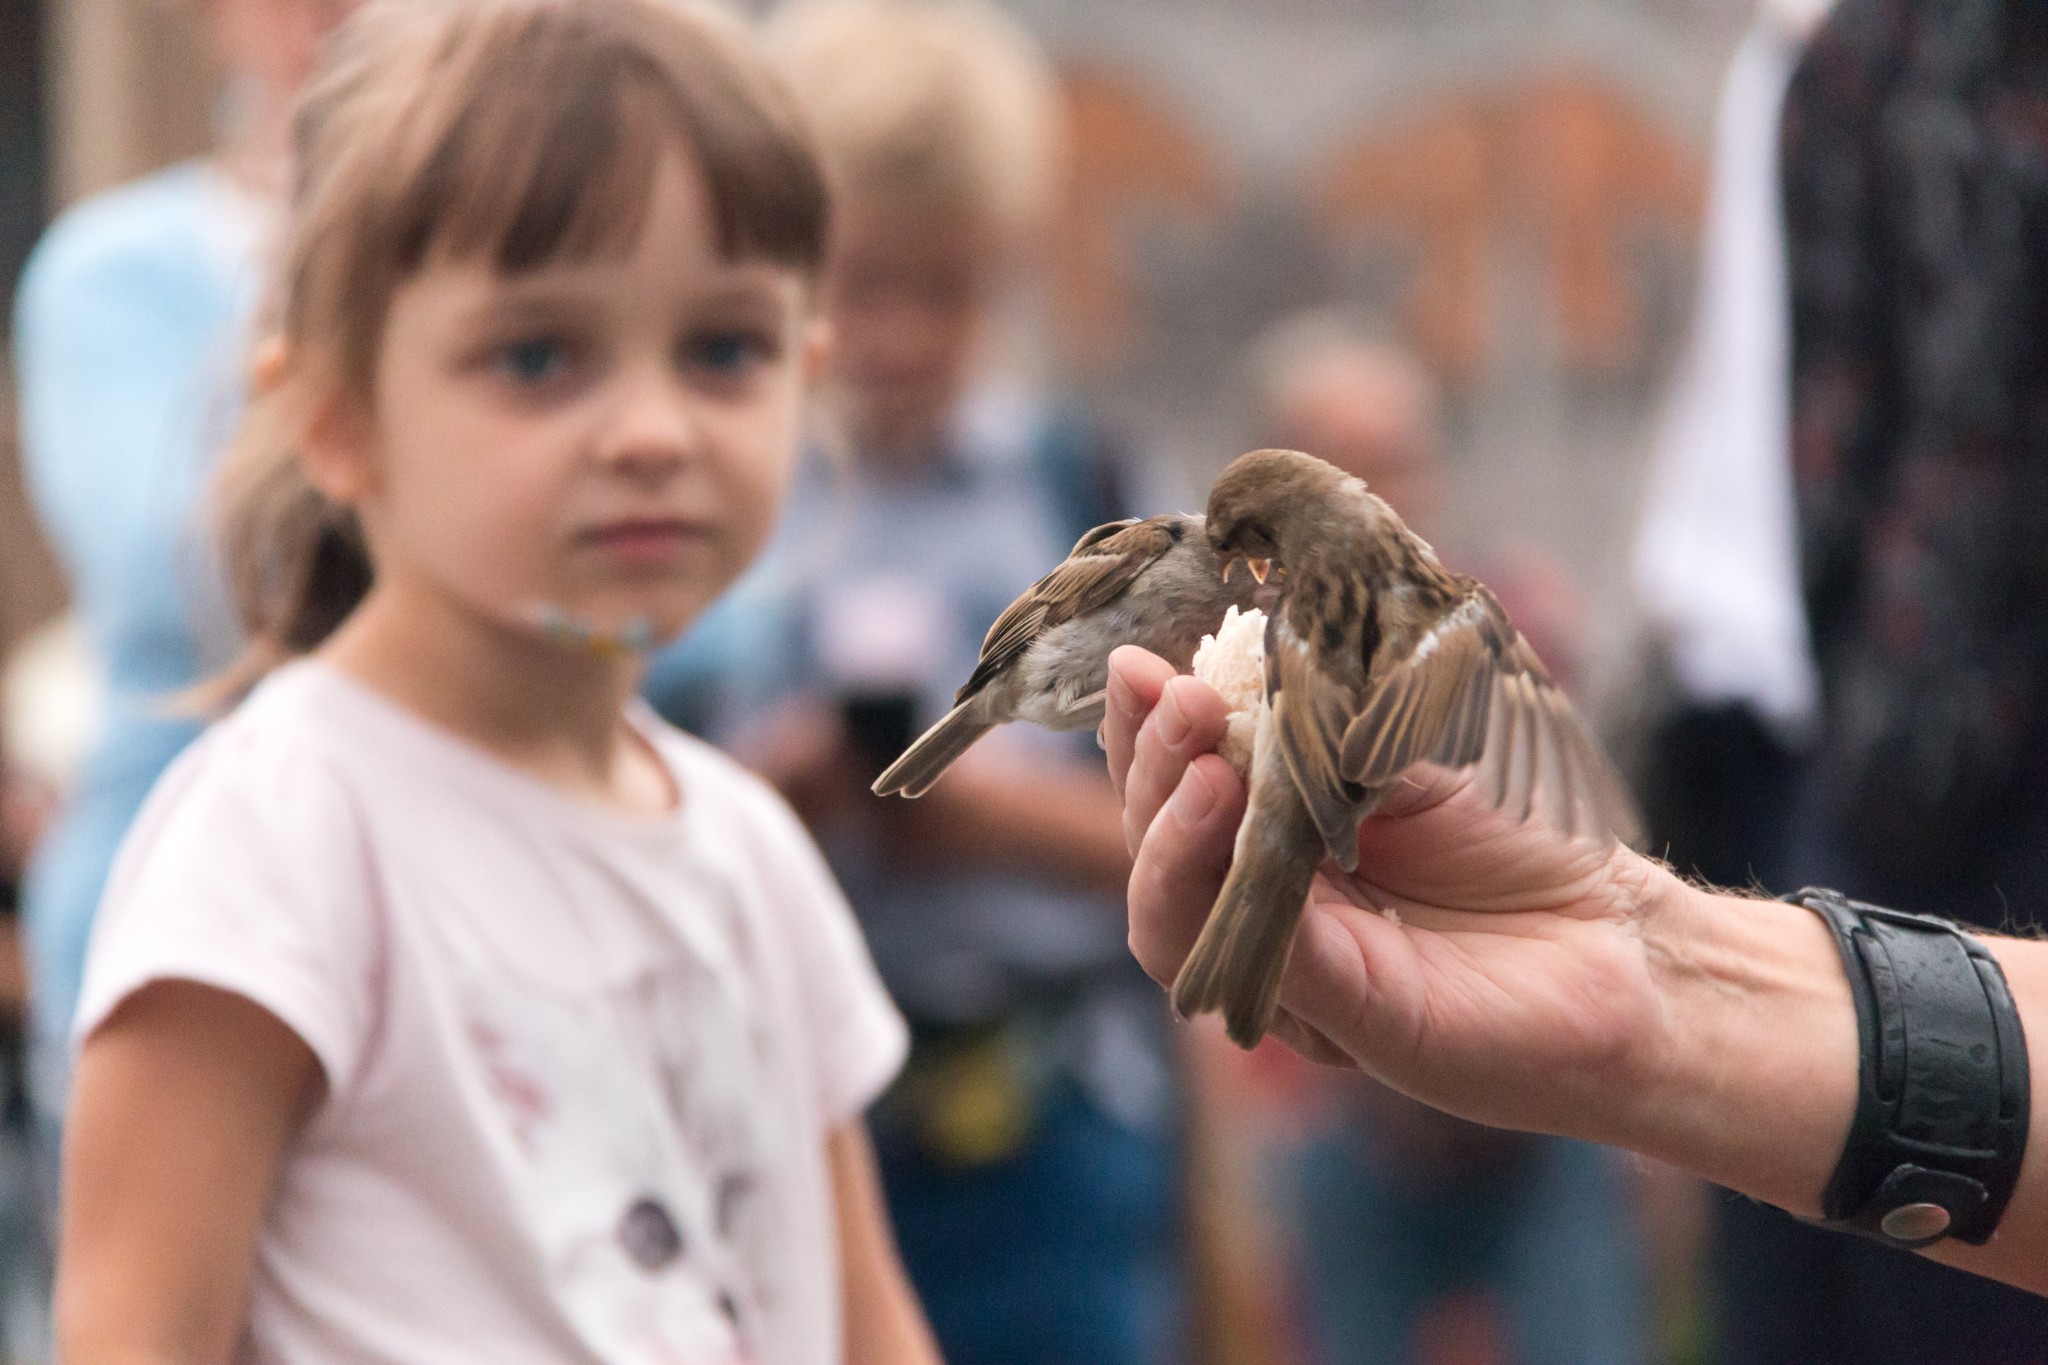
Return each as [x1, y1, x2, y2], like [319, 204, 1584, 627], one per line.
[22, 0, 1758, 657]
[999, 0, 1753, 657]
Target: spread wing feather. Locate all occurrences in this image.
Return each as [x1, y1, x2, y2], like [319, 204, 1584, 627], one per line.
[1340, 600, 1497, 783]
[1502, 673, 1541, 824]
[1339, 584, 1636, 844]
[955, 519, 1168, 704]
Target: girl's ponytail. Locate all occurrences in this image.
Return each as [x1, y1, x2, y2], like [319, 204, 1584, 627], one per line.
[200, 369, 373, 705]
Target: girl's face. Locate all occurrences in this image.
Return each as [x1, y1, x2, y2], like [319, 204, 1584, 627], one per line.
[311, 150, 816, 652]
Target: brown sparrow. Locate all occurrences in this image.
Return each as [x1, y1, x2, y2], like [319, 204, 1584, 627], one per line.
[1173, 449, 1638, 1047]
[873, 514, 1260, 798]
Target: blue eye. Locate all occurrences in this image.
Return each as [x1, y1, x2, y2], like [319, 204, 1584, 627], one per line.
[685, 330, 771, 376]
[493, 335, 570, 385]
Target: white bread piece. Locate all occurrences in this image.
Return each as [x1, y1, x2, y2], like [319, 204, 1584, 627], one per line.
[1190, 605, 1267, 774]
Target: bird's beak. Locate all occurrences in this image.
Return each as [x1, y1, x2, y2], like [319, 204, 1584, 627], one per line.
[1248, 557, 1273, 585]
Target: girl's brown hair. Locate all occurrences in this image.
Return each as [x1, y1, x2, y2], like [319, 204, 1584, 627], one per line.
[212, 0, 828, 695]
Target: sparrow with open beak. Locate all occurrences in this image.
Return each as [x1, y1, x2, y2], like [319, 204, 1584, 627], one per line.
[1174, 448, 1639, 1047]
[873, 514, 1262, 798]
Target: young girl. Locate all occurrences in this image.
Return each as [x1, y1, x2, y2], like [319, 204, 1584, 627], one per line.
[54, 2, 938, 1361]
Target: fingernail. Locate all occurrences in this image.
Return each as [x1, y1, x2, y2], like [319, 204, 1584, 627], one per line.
[1154, 683, 1191, 747]
[1167, 763, 1218, 824]
[1107, 665, 1141, 720]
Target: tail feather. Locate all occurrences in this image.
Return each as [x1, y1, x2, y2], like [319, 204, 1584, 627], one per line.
[872, 703, 995, 799]
[1171, 730, 1326, 1048]
[1172, 862, 1317, 1048]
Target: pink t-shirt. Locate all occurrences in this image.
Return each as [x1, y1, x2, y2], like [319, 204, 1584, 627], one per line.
[76, 660, 908, 1364]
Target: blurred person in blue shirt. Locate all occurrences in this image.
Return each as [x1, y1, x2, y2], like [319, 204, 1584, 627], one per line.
[11, 0, 359, 1128]
[646, 4, 1183, 1362]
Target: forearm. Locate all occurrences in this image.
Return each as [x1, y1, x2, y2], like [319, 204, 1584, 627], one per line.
[841, 1240, 940, 1365]
[830, 1125, 941, 1365]
[1935, 938, 2048, 1293]
[1618, 867, 2048, 1293]
[60, 983, 318, 1365]
[1621, 871, 1857, 1213]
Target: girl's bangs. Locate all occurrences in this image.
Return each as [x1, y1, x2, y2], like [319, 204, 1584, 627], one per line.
[390, 9, 827, 278]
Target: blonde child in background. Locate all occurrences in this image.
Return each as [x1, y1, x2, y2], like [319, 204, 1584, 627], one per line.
[54, 2, 938, 1360]
[654, 4, 1183, 1362]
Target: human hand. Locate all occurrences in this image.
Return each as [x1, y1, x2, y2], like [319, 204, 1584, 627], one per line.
[1103, 645, 1681, 1144]
[1115, 650, 2048, 1288]
[731, 702, 872, 828]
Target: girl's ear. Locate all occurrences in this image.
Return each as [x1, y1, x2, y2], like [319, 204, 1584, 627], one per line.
[298, 389, 379, 507]
[802, 317, 834, 386]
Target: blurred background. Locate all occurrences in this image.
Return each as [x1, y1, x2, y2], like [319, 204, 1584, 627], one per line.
[1, 0, 1736, 655]
[7, 1, 2045, 1364]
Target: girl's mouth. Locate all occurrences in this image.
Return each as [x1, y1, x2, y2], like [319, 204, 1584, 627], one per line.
[581, 518, 709, 566]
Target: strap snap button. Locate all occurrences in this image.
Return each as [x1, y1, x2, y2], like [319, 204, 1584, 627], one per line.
[1880, 1202, 1951, 1243]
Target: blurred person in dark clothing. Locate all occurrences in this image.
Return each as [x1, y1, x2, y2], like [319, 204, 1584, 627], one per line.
[1640, 0, 2048, 1359]
[1633, 0, 1827, 901]
[648, 4, 1183, 1362]
[1743, 0, 2048, 1359]
[1783, 0, 2048, 933]
[1237, 314, 1648, 1365]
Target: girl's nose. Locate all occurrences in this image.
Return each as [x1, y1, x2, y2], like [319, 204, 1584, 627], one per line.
[597, 369, 702, 478]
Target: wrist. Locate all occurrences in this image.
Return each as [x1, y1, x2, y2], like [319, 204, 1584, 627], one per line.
[1622, 867, 1858, 1213]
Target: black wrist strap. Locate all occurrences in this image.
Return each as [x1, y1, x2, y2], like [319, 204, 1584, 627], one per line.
[1784, 887, 2030, 1248]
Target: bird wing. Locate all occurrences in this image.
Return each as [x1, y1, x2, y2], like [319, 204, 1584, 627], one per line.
[1338, 585, 1637, 844]
[1266, 611, 1377, 871]
[954, 518, 1175, 704]
[1066, 518, 1142, 555]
